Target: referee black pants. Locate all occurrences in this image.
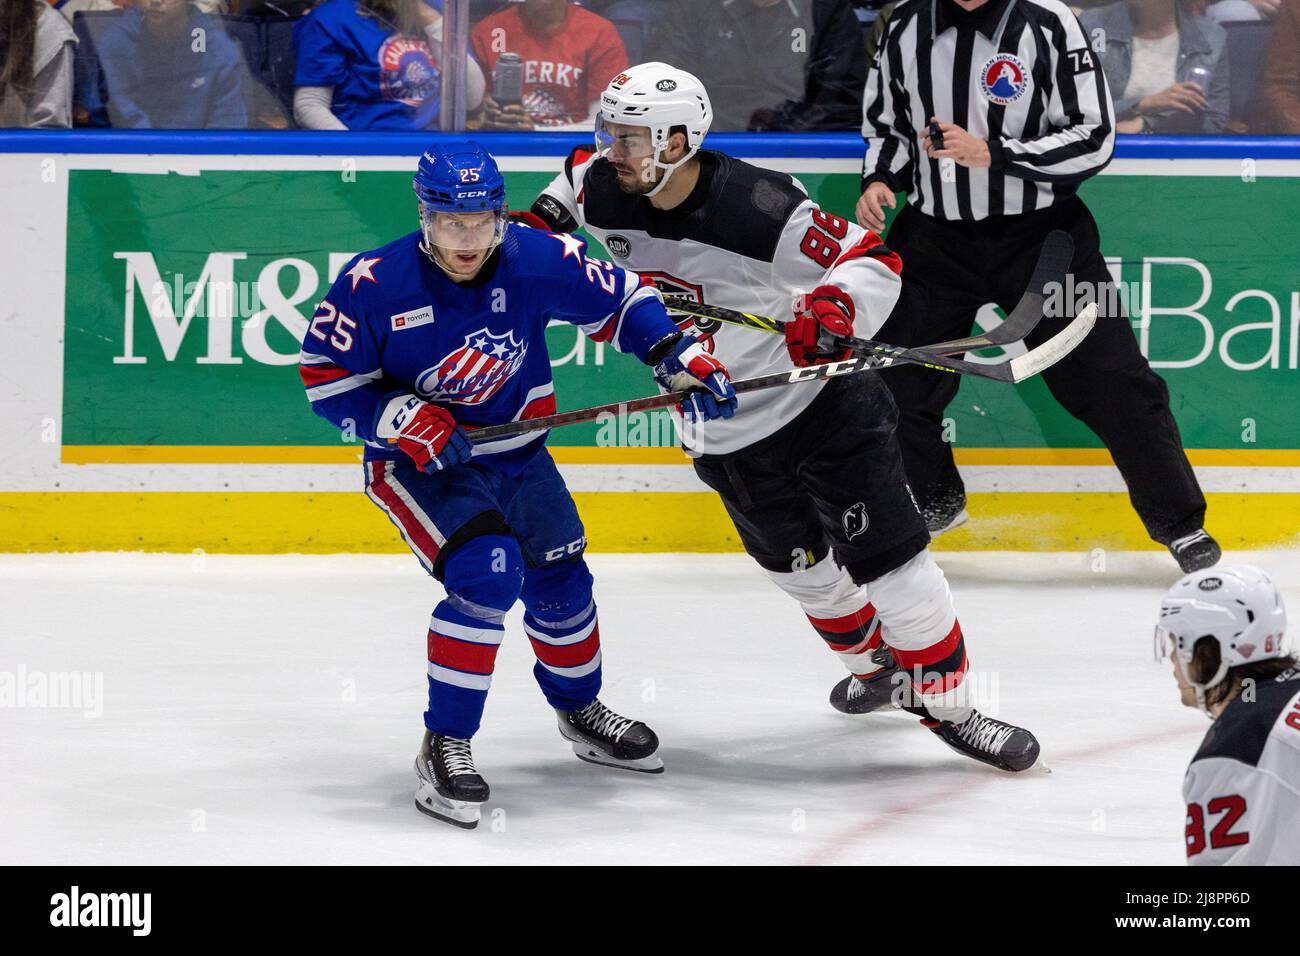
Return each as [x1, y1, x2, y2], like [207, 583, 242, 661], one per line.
[877, 196, 1207, 545]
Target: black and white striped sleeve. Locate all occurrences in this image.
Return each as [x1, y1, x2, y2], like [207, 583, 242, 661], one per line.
[988, 9, 1114, 184]
[860, 20, 916, 194]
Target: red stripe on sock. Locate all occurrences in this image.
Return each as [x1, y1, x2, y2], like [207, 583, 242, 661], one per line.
[429, 631, 500, 675]
[529, 627, 601, 668]
[891, 619, 963, 668]
[807, 602, 877, 635]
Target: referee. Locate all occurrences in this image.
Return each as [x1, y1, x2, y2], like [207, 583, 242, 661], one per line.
[857, 0, 1219, 573]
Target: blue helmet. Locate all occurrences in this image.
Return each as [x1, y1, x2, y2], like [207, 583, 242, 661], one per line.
[412, 140, 506, 213]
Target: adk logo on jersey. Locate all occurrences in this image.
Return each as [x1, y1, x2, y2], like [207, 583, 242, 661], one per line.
[605, 235, 631, 259]
[417, 328, 528, 405]
[842, 502, 869, 540]
[979, 54, 1030, 106]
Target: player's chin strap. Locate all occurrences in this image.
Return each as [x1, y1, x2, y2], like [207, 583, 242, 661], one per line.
[645, 145, 698, 198]
[1180, 655, 1231, 718]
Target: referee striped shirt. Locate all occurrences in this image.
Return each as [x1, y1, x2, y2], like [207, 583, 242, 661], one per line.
[862, 0, 1115, 220]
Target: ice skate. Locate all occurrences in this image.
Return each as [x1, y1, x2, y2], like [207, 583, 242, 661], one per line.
[920, 709, 1041, 773]
[556, 699, 664, 773]
[414, 731, 490, 829]
[830, 647, 904, 714]
[1168, 529, 1221, 573]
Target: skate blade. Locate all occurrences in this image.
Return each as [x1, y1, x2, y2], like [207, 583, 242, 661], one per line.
[414, 781, 482, 829]
[571, 743, 665, 774]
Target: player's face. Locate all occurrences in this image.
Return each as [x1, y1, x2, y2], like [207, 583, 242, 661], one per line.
[599, 122, 661, 194]
[1161, 631, 1199, 707]
[425, 210, 501, 280]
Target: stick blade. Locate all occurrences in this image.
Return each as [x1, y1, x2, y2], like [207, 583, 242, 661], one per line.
[927, 230, 1076, 355]
[1008, 303, 1097, 383]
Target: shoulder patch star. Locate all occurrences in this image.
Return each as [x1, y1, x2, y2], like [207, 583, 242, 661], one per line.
[549, 232, 586, 263]
[346, 256, 383, 293]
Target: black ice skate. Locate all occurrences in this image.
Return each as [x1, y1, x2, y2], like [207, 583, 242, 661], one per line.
[830, 650, 904, 715]
[556, 699, 664, 773]
[922, 489, 968, 538]
[920, 709, 1040, 772]
[414, 731, 490, 829]
[1168, 529, 1221, 574]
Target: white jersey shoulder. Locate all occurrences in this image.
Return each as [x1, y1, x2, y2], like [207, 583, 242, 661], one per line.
[538, 148, 903, 455]
[1182, 675, 1300, 865]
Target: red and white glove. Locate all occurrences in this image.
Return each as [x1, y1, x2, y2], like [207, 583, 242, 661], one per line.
[784, 285, 856, 367]
[376, 394, 473, 474]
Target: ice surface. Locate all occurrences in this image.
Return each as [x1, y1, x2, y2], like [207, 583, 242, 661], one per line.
[4, 549, 1296, 865]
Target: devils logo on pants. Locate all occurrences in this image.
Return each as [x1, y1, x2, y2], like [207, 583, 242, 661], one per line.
[842, 502, 870, 540]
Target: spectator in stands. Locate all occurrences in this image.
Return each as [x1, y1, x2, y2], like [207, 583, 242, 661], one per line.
[1, 0, 76, 127]
[55, 0, 232, 15]
[1082, 0, 1229, 134]
[1265, 0, 1300, 130]
[646, 0, 866, 132]
[89, 0, 248, 128]
[470, 0, 627, 131]
[1205, 0, 1278, 23]
[294, 0, 484, 130]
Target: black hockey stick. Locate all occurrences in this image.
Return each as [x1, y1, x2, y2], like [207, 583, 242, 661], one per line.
[660, 298, 1096, 384]
[662, 229, 1075, 358]
[924, 230, 1074, 354]
[466, 301, 1095, 445]
[467, 351, 898, 445]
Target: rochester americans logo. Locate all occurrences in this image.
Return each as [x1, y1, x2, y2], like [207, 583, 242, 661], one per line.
[416, 328, 528, 405]
[378, 35, 441, 106]
[979, 53, 1030, 106]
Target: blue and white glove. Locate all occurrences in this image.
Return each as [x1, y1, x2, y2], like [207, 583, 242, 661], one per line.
[653, 335, 738, 422]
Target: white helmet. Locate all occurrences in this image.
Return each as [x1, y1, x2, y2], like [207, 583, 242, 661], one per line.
[595, 62, 712, 197]
[1155, 565, 1289, 710]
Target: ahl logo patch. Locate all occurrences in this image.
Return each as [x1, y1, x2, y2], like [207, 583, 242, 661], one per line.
[605, 234, 631, 258]
[842, 502, 869, 541]
[979, 53, 1030, 106]
[391, 305, 435, 331]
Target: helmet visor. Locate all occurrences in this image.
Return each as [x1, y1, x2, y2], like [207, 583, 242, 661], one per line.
[421, 207, 507, 253]
[595, 115, 659, 184]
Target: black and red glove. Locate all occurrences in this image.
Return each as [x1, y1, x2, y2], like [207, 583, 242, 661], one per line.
[508, 209, 552, 230]
[784, 285, 856, 368]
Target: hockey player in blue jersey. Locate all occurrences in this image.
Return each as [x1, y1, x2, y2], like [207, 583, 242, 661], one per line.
[299, 141, 736, 828]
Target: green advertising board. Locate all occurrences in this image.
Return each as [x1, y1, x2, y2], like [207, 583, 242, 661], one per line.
[62, 165, 1300, 457]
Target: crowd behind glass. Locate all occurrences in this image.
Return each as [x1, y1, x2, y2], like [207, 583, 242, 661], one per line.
[0, 0, 1296, 133]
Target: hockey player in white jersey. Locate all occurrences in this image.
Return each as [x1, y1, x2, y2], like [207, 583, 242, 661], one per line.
[522, 62, 1041, 772]
[1156, 566, 1300, 865]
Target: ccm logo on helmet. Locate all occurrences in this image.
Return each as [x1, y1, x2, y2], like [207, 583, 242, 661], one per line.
[656, 79, 677, 92]
[459, 190, 489, 198]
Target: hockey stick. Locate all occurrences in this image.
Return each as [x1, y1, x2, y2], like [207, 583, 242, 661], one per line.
[467, 302, 1095, 445]
[467, 351, 898, 445]
[661, 229, 1075, 358]
[924, 229, 1074, 354]
[660, 298, 1095, 384]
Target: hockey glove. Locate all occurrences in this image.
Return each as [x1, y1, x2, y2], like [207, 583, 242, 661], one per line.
[508, 209, 552, 230]
[376, 394, 473, 474]
[785, 285, 856, 367]
[653, 335, 738, 422]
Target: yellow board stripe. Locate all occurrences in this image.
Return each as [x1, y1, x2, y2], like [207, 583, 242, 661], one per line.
[58, 445, 1300, 466]
[2, 491, 1297, 553]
